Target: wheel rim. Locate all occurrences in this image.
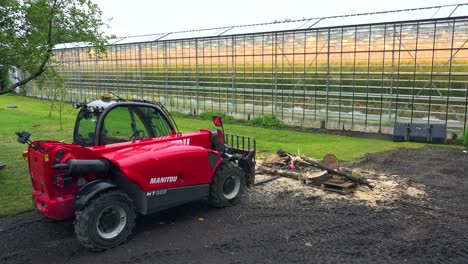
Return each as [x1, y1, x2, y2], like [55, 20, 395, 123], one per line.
[222, 174, 241, 200]
[96, 205, 127, 239]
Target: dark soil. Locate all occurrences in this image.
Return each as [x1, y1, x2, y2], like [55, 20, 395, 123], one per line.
[1, 146, 468, 264]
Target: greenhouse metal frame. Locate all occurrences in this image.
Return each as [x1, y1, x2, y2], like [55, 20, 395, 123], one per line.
[28, 4, 468, 134]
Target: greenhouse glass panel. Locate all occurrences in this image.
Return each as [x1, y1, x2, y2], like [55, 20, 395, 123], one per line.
[160, 28, 222, 41]
[30, 4, 468, 134]
[451, 4, 468, 17]
[297, 19, 321, 29]
[113, 34, 165, 45]
[223, 21, 307, 36]
[433, 5, 459, 18]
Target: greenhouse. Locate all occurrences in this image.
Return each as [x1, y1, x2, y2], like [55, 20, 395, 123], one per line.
[28, 3, 468, 134]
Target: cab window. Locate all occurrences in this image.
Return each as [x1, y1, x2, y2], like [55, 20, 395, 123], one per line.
[102, 106, 148, 144]
[101, 105, 173, 145]
[73, 110, 99, 146]
[144, 107, 173, 137]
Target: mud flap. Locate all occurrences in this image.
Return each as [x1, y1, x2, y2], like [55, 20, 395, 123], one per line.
[73, 180, 117, 211]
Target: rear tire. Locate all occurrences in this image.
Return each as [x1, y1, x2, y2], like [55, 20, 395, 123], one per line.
[209, 162, 245, 207]
[74, 190, 135, 251]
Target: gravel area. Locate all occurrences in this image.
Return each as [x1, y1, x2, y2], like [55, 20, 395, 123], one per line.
[1, 146, 467, 264]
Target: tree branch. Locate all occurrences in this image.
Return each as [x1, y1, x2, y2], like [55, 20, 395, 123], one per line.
[0, 62, 48, 95]
[0, 0, 59, 95]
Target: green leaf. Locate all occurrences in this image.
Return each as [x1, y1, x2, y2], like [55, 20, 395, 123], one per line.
[0, 0, 107, 94]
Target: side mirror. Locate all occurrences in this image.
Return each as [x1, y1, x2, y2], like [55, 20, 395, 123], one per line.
[212, 116, 223, 127]
[212, 116, 225, 144]
[16, 131, 31, 144]
[15, 131, 44, 153]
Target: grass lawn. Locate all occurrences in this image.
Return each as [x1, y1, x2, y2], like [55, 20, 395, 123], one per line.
[0, 94, 425, 217]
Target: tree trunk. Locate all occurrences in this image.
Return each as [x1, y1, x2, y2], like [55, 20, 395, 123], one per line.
[300, 155, 373, 190]
[257, 165, 303, 180]
[0, 0, 58, 96]
[59, 95, 63, 130]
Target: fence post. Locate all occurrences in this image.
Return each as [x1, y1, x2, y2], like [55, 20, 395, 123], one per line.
[164, 42, 169, 107]
[231, 35, 236, 113]
[389, 24, 397, 122]
[138, 44, 143, 98]
[274, 33, 278, 115]
[196, 39, 199, 113]
[326, 28, 331, 125]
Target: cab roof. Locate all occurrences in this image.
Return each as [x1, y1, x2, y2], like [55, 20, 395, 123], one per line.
[86, 99, 117, 109]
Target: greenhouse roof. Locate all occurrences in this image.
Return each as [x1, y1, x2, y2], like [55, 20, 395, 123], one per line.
[54, 3, 468, 49]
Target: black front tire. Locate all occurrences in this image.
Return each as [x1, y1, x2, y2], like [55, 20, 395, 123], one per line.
[209, 162, 245, 208]
[74, 190, 136, 251]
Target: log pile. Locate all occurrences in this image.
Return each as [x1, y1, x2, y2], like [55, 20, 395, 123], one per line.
[257, 150, 373, 193]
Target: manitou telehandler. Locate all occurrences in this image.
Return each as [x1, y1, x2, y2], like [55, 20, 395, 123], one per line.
[17, 93, 255, 251]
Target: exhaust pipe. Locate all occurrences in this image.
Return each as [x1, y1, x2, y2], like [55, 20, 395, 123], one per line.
[52, 159, 109, 175]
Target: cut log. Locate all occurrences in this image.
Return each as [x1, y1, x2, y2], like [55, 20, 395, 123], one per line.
[322, 154, 339, 170]
[300, 155, 373, 190]
[292, 158, 312, 168]
[257, 165, 302, 180]
[299, 170, 329, 184]
[306, 170, 328, 179]
[261, 150, 373, 190]
[265, 154, 287, 164]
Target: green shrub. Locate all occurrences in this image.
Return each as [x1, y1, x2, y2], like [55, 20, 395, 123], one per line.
[247, 115, 286, 128]
[169, 111, 192, 118]
[198, 111, 234, 122]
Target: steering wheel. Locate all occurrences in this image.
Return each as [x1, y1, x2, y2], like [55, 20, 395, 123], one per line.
[129, 130, 145, 141]
[74, 133, 92, 146]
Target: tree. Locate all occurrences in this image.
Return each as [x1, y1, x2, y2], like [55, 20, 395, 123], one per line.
[0, 0, 107, 95]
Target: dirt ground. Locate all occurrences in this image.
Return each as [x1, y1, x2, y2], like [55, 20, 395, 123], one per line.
[1, 146, 468, 264]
